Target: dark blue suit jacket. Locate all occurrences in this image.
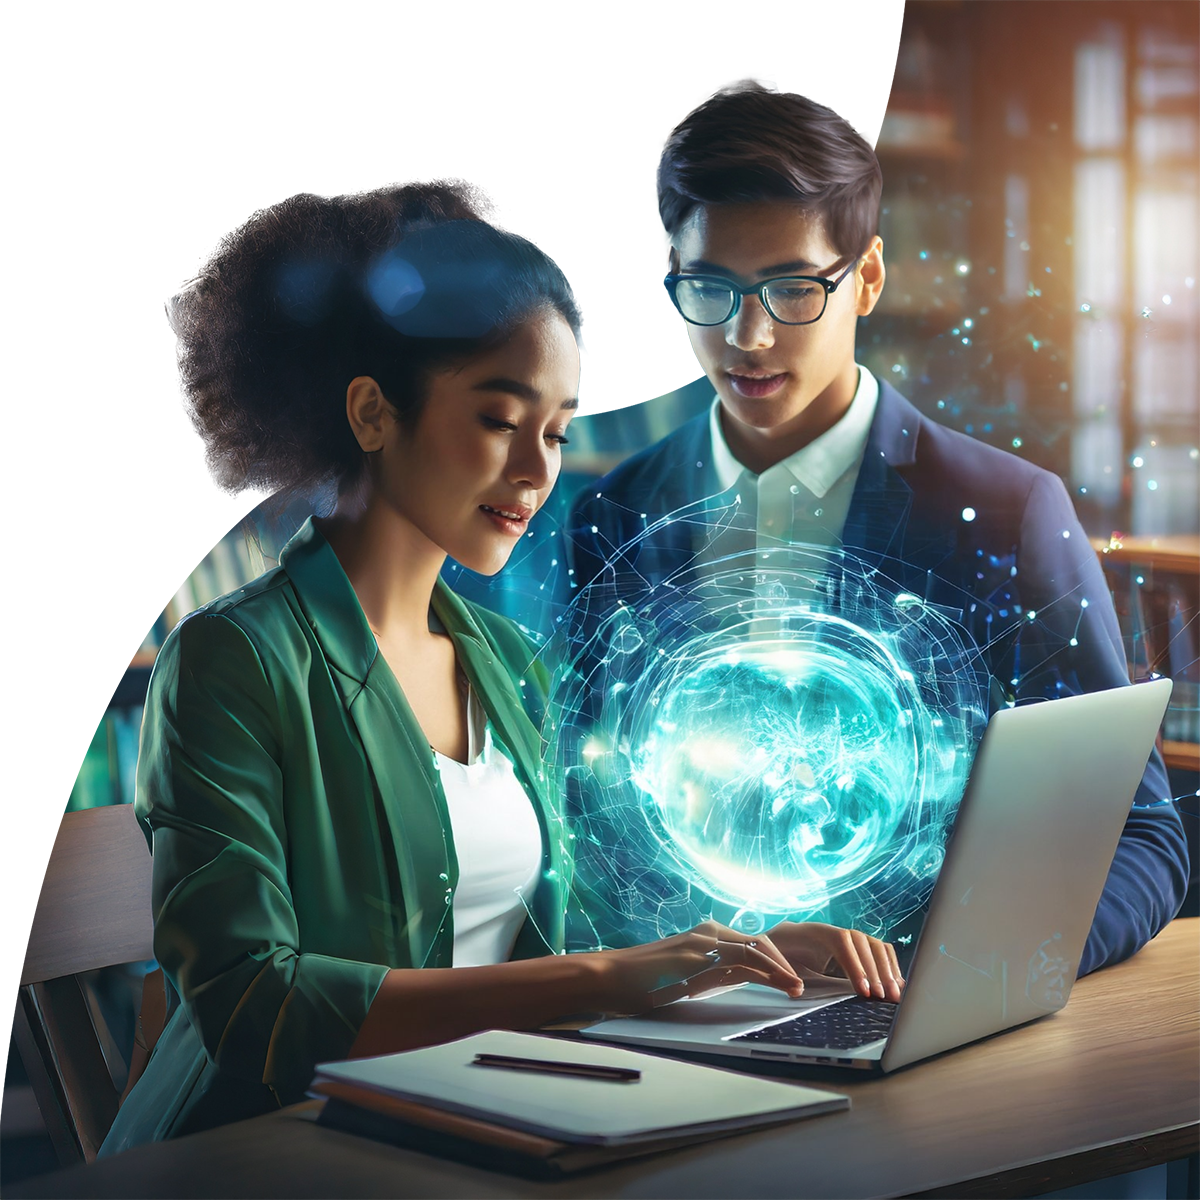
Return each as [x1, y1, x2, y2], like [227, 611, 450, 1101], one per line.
[565, 380, 1188, 975]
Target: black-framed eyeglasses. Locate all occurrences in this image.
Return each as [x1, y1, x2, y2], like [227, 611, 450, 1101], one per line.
[663, 256, 861, 327]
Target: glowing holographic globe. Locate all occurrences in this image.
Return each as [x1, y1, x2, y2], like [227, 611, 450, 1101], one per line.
[631, 615, 936, 914]
[544, 545, 988, 945]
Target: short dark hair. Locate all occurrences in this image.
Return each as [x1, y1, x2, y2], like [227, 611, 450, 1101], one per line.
[169, 181, 582, 499]
[657, 81, 882, 259]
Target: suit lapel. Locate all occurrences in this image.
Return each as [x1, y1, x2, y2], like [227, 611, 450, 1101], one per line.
[842, 381, 918, 563]
[645, 409, 758, 582]
[280, 519, 457, 969]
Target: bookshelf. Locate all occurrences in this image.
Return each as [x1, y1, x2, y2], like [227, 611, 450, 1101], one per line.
[1093, 534, 1200, 773]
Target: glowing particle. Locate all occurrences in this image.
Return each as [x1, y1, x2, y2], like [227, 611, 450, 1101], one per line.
[790, 484, 800, 495]
[892, 363, 903, 373]
[961, 507, 977, 522]
[963, 318, 974, 329]
[938, 400, 946, 409]
[1162, 295, 1172, 305]
[962, 337, 971, 345]
[1190, 449, 1199, 461]
[1027, 610, 1037, 621]
[919, 249, 929, 260]
[1012, 437, 1023, 448]
[1080, 598, 1089, 608]
[1062, 530, 1070, 539]
[591, 525, 598, 533]
[1141, 307, 1152, 318]
[1148, 480, 1158, 491]
[1026, 334, 1041, 351]
[956, 260, 971, 275]
[1131, 456, 1144, 468]
[1070, 637, 1079, 647]
[1020, 240, 1030, 251]
[596, 491, 602, 498]
[1080, 302, 1092, 313]
[1136, 575, 1145, 585]
[814, 508, 823, 518]
[1080, 487, 1088, 494]
[1026, 283, 1041, 297]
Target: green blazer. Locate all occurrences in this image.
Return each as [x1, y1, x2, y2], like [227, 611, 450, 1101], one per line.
[102, 519, 570, 1152]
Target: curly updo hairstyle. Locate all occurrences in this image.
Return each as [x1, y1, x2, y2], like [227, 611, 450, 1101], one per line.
[170, 181, 582, 500]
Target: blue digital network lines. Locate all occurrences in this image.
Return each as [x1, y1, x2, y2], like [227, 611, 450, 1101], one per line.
[542, 545, 990, 946]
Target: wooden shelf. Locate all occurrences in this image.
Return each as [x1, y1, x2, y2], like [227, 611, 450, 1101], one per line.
[1163, 741, 1200, 773]
[1093, 535, 1200, 575]
[0, 456, 59, 475]
[877, 139, 967, 162]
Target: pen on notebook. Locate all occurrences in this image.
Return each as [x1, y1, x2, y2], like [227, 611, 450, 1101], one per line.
[470, 1053, 641, 1082]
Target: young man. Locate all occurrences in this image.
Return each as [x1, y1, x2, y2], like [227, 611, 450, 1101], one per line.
[565, 82, 1187, 974]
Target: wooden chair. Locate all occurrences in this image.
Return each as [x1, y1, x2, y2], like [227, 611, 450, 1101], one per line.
[13, 803, 165, 1165]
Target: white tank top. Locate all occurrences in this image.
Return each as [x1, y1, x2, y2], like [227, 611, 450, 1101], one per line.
[432, 686, 543, 967]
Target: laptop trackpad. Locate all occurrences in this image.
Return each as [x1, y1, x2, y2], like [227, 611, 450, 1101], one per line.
[582, 978, 856, 1047]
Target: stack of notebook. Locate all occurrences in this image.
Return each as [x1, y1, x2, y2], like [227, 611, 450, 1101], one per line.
[310, 1030, 849, 1178]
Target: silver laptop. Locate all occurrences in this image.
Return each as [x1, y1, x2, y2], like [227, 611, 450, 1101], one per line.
[583, 679, 1173, 1073]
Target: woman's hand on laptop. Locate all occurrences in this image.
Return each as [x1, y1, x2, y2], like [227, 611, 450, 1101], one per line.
[768, 922, 905, 1003]
[593, 920, 805, 1012]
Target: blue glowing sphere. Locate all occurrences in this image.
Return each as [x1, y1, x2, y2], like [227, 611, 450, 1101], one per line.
[545, 546, 988, 944]
[632, 616, 933, 913]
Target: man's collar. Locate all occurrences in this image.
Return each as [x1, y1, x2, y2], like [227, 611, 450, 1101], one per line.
[708, 365, 880, 495]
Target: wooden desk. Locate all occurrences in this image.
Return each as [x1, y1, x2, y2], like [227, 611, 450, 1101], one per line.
[11, 919, 1199, 1200]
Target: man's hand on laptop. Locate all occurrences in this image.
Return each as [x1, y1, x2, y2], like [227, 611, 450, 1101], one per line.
[768, 922, 905, 1003]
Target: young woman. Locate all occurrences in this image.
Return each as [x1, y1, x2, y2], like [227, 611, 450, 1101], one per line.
[102, 182, 902, 1152]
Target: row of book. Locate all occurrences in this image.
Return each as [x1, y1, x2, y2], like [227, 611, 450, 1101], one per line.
[1163, 681, 1199, 748]
[0, 0, 633, 100]
[0, 148, 136, 277]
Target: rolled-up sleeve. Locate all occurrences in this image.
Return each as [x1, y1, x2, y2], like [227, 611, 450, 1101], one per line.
[138, 612, 389, 1102]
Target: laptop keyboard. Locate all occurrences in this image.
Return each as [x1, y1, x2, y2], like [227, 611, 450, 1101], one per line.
[728, 997, 898, 1050]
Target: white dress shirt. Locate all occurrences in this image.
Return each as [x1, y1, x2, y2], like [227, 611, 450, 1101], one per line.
[708, 364, 880, 552]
